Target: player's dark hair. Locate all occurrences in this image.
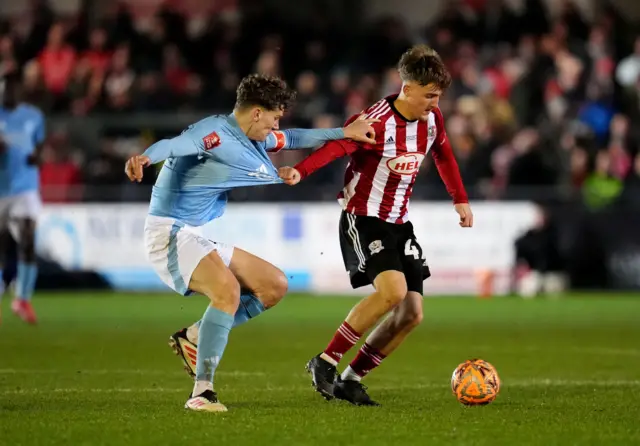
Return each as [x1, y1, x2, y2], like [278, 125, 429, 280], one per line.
[397, 45, 452, 89]
[235, 74, 296, 111]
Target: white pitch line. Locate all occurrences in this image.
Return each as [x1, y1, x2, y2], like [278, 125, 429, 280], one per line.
[571, 347, 640, 357]
[382, 380, 640, 389]
[0, 369, 265, 377]
[416, 346, 640, 357]
[0, 369, 638, 387]
[1, 380, 639, 395]
[2, 388, 187, 395]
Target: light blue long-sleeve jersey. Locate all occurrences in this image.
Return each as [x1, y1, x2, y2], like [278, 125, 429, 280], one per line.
[145, 113, 344, 226]
[0, 104, 45, 198]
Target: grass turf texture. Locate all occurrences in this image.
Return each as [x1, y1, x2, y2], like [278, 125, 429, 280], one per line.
[1, 293, 639, 445]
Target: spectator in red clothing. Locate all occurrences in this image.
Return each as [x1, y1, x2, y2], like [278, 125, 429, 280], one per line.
[38, 22, 76, 95]
[39, 138, 82, 203]
[82, 27, 111, 76]
[163, 44, 190, 95]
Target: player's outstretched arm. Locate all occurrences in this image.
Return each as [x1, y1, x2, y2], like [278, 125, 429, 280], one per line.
[277, 139, 360, 186]
[431, 109, 473, 228]
[265, 116, 378, 151]
[142, 134, 202, 164]
[125, 133, 204, 182]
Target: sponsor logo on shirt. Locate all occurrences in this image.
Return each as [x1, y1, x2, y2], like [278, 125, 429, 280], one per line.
[386, 153, 425, 175]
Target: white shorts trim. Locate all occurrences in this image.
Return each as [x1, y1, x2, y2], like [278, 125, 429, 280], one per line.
[144, 215, 235, 295]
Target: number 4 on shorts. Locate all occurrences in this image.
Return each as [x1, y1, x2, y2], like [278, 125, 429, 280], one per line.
[404, 239, 420, 259]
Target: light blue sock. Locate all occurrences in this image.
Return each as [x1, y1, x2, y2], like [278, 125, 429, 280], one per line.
[233, 292, 266, 327]
[195, 306, 234, 387]
[16, 262, 37, 301]
[191, 293, 266, 336]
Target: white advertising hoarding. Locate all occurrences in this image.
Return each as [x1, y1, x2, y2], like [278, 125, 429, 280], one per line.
[36, 202, 537, 295]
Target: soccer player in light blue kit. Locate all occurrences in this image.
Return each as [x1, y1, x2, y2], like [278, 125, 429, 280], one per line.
[125, 74, 377, 412]
[0, 74, 45, 325]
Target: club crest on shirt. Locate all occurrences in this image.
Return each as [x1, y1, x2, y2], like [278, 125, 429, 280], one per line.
[428, 126, 436, 138]
[369, 240, 384, 255]
[203, 132, 221, 150]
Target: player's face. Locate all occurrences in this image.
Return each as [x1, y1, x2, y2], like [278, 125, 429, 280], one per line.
[251, 108, 284, 141]
[404, 82, 442, 121]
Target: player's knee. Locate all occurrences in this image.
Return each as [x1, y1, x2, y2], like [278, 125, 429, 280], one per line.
[385, 285, 408, 308]
[255, 270, 288, 309]
[375, 273, 408, 308]
[221, 275, 241, 306]
[400, 306, 423, 329]
[265, 270, 289, 308]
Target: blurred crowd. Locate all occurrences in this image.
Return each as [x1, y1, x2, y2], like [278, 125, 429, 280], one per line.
[1, 0, 640, 207]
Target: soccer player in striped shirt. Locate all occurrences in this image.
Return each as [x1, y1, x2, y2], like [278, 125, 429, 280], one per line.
[280, 45, 474, 406]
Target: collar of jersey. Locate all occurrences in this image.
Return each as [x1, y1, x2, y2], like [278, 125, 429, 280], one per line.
[385, 94, 417, 123]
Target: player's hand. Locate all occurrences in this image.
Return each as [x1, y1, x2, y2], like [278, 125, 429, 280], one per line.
[455, 203, 474, 228]
[278, 166, 301, 186]
[343, 115, 379, 145]
[125, 155, 151, 182]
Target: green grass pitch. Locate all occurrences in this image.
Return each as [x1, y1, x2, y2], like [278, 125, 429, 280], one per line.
[1, 293, 639, 445]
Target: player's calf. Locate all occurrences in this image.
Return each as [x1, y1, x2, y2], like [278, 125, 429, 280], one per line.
[169, 248, 289, 377]
[171, 286, 284, 378]
[318, 271, 407, 366]
[390, 297, 423, 332]
[187, 252, 240, 409]
[344, 271, 408, 334]
[341, 292, 424, 385]
[307, 272, 407, 401]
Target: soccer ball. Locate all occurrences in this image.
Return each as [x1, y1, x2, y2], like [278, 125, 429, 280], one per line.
[451, 359, 501, 406]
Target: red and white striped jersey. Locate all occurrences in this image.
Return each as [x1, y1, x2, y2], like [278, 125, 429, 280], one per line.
[338, 96, 444, 224]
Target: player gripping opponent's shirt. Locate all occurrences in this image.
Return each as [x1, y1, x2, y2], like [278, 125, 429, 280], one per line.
[125, 73, 378, 412]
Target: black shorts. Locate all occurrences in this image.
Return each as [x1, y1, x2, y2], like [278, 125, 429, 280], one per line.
[339, 211, 431, 294]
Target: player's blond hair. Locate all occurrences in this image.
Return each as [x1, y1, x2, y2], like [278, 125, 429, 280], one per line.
[397, 45, 452, 89]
